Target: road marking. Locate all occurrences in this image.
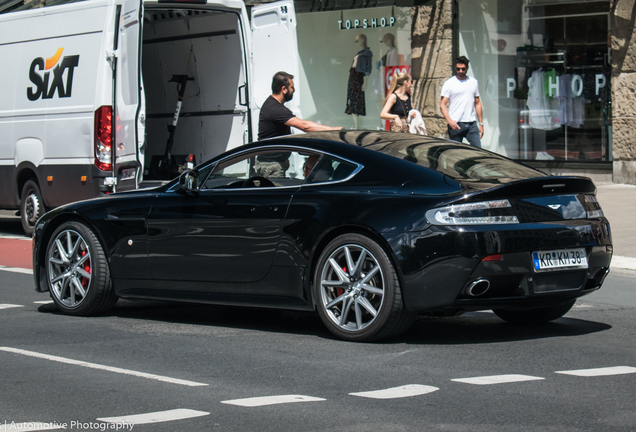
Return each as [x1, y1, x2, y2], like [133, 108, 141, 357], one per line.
[0, 265, 33, 275]
[555, 366, 636, 377]
[0, 304, 24, 310]
[0, 422, 64, 431]
[98, 409, 209, 425]
[451, 374, 545, 385]
[221, 395, 326, 407]
[33, 300, 53, 304]
[0, 347, 208, 387]
[350, 384, 439, 399]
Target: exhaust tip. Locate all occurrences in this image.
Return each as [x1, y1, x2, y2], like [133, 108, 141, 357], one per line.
[466, 279, 490, 297]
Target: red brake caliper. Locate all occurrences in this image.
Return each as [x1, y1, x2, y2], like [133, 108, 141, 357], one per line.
[336, 266, 347, 297]
[81, 250, 90, 288]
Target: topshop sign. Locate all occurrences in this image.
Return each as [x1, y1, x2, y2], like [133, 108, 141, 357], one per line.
[338, 16, 395, 30]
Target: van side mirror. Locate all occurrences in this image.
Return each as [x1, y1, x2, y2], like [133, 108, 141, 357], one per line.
[179, 170, 200, 192]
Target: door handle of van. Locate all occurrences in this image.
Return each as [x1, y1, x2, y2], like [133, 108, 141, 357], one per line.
[239, 84, 247, 106]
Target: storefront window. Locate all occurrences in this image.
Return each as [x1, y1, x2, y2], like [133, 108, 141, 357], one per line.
[457, 0, 611, 161]
[296, 7, 412, 130]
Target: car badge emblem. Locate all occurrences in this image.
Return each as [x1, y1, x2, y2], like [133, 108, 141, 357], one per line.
[548, 204, 561, 210]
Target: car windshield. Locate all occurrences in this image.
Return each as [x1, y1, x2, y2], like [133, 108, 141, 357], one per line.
[365, 140, 545, 184]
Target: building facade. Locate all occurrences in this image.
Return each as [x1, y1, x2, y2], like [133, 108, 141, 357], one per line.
[411, 0, 634, 185]
[3, 0, 634, 184]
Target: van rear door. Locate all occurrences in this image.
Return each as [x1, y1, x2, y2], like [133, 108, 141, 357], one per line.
[250, 0, 301, 139]
[113, 0, 143, 189]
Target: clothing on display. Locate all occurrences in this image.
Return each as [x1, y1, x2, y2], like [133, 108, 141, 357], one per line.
[526, 69, 560, 131]
[382, 47, 398, 67]
[345, 68, 366, 116]
[345, 47, 372, 117]
[557, 73, 584, 128]
[354, 47, 373, 76]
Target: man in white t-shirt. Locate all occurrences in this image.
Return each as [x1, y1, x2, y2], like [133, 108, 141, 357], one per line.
[440, 56, 484, 148]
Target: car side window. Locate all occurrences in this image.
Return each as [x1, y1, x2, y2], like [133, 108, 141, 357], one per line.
[304, 156, 357, 184]
[202, 150, 313, 189]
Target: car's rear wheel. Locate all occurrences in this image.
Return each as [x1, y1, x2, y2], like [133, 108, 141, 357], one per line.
[45, 221, 117, 315]
[314, 233, 414, 342]
[493, 300, 576, 324]
[20, 179, 44, 236]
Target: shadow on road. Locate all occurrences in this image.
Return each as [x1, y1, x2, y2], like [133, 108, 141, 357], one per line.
[398, 313, 612, 345]
[38, 300, 611, 345]
[0, 212, 27, 238]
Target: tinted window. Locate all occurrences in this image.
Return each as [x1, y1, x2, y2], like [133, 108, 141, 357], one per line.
[305, 156, 357, 184]
[202, 150, 317, 189]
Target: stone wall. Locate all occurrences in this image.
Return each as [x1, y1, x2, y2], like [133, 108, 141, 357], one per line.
[410, 0, 452, 138]
[611, 0, 636, 184]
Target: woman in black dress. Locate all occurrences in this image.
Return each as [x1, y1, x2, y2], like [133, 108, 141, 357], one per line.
[380, 72, 414, 133]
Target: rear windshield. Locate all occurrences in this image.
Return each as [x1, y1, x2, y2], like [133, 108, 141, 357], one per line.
[365, 140, 545, 183]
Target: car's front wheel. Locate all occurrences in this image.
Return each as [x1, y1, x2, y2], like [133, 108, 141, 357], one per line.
[314, 233, 414, 342]
[493, 300, 576, 324]
[45, 221, 117, 315]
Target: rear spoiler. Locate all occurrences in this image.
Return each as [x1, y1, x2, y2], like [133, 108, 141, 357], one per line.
[455, 176, 596, 201]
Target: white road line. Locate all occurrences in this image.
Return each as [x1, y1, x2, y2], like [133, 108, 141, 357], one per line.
[0, 265, 33, 275]
[0, 347, 208, 387]
[555, 366, 636, 377]
[33, 300, 53, 304]
[221, 395, 326, 407]
[0, 304, 24, 310]
[451, 374, 545, 385]
[0, 422, 64, 431]
[350, 384, 439, 399]
[98, 409, 209, 425]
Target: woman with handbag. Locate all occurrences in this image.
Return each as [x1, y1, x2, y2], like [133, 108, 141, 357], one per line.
[381, 72, 415, 133]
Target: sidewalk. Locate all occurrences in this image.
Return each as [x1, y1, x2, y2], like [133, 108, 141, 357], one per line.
[595, 182, 636, 270]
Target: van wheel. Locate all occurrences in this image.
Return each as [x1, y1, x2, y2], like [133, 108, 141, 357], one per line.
[45, 221, 117, 316]
[314, 233, 415, 342]
[20, 180, 44, 236]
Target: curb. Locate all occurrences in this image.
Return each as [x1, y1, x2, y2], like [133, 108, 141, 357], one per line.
[610, 256, 636, 272]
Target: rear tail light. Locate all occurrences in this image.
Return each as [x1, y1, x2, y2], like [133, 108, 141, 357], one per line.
[584, 195, 604, 218]
[95, 106, 112, 171]
[427, 199, 519, 225]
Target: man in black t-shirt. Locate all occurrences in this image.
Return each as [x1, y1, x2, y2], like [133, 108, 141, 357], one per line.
[256, 72, 342, 177]
[258, 71, 342, 140]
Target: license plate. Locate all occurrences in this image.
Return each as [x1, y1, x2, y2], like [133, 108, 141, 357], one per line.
[532, 248, 588, 271]
[120, 168, 136, 181]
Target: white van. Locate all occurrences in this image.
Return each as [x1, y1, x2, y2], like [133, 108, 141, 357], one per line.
[0, 0, 301, 234]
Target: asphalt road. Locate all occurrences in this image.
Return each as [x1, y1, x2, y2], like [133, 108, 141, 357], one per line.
[0, 268, 634, 430]
[1, 210, 635, 431]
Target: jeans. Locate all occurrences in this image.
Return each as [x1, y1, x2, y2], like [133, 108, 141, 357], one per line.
[448, 121, 481, 148]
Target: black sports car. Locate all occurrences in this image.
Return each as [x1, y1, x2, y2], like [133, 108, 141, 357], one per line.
[33, 131, 612, 342]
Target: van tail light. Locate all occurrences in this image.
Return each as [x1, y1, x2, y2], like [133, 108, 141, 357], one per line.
[95, 106, 113, 171]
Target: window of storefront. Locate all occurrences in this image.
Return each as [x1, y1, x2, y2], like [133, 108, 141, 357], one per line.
[457, 0, 611, 162]
[296, 6, 412, 130]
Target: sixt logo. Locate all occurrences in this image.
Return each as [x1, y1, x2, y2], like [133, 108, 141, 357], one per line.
[27, 48, 80, 101]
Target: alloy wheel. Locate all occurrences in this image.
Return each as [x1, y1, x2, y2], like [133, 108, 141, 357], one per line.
[319, 244, 385, 331]
[47, 229, 92, 308]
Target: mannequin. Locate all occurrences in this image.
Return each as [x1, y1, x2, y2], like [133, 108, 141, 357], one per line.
[380, 33, 398, 67]
[345, 34, 372, 129]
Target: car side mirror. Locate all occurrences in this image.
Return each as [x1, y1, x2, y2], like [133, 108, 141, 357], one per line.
[179, 170, 200, 192]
